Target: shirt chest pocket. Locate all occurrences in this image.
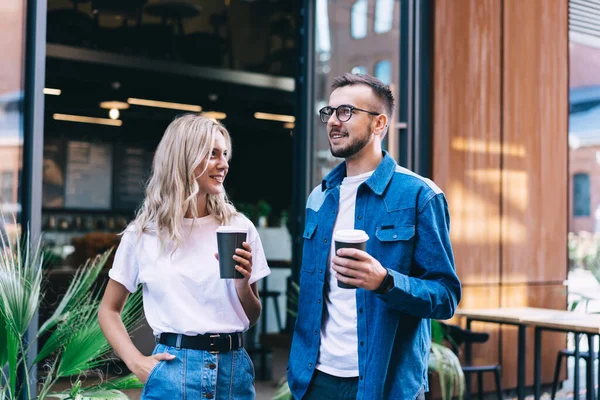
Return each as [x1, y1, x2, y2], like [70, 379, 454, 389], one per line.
[301, 222, 318, 272]
[375, 225, 415, 272]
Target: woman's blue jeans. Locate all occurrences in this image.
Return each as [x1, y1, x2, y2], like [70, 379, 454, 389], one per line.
[141, 343, 255, 399]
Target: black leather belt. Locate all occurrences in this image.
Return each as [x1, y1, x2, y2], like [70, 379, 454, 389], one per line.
[158, 332, 243, 353]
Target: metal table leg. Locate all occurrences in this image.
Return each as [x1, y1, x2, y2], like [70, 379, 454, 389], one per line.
[575, 333, 581, 400]
[597, 334, 600, 400]
[587, 334, 596, 400]
[518, 325, 526, 400]
[465, 318, 472, 400]
[534, 327, 542, 400]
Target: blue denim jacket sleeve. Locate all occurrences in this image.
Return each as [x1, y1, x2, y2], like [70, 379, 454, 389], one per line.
[378, 192, 461, 320]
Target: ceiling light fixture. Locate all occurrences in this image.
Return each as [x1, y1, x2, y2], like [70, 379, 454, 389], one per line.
[44, 88, 61, 96]
[202, 111, 227, 120]
[53, 113, 122, 126]
[127, 97, 202, 112]
[254, 112, 295, 123]
[109, 108, 120, 120]
[100, 101, 130, 110]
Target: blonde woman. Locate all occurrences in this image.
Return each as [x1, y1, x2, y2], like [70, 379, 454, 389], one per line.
[98, 114, 270, 399]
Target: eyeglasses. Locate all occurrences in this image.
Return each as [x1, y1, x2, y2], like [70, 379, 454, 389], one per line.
[319, 104, 381, 123]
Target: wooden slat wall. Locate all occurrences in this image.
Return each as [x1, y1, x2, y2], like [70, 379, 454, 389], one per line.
[433, 0, 569, 393]
[502, 0, 569, 284]
[432, 0, 502, 286]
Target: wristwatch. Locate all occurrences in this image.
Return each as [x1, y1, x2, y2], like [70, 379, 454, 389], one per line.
[374, 269, 394, 294]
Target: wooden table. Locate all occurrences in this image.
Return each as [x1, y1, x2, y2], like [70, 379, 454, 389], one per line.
[456, 307, 545, 400]
[456, 308, 600, 400]
[519, 311, 600, 400]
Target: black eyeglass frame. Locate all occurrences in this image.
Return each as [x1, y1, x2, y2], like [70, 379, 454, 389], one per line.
[318, 104, 381, 123]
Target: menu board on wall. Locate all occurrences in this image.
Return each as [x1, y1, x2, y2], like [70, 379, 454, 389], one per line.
[65, 141, 113, 209]
[113, 146, 153, 210]
[42, 139, 65, 208]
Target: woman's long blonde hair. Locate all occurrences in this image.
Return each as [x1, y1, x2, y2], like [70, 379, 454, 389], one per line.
[132, 114, 237, 249]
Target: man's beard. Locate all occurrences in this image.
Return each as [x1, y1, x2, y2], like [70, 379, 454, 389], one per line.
[329, 129, 372, 158]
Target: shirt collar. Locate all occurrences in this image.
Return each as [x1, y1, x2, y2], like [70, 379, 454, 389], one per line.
[321, 151, 397, 196]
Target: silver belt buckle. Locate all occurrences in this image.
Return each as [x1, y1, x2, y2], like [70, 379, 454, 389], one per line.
[209, 334, 220, 354]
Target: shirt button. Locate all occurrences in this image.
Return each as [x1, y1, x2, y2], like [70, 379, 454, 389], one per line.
[324, 239, 328, 243]
[360, 376, 363, 380]
[208, 363, 216, 369]
[318, 299, 322, 304]
[359, 308, 363, 313]
[360, 341, 364, 346]
[314, 330, 318, 335]
[357, 215, 362, 220]
[332, 210, 336, 214]
[319, 269, 323, 274]
[309, 363, 313, 368]
[393, 234, 398, 239]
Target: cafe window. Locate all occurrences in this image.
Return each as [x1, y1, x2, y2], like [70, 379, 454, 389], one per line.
[374, 0, 394, 34]
[351, 0, 368, 39]
[573, 173, 591, 217]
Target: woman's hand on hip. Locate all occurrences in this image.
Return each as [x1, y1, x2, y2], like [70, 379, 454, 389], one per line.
[132, 353, 175, 383]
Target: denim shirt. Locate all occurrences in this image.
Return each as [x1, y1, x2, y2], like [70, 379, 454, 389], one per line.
[287, 152, 462, 400]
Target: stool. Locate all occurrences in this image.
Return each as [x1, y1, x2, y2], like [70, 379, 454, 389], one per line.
[551, 349, 599, 399]
[439, 322, 504, 400]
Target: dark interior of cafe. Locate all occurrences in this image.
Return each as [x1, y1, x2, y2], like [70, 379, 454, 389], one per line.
[40, 0, 298, 377]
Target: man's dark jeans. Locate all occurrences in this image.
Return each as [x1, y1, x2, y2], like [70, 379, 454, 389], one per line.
[302, 369, 426, 400]
[303, 370, 358, 400]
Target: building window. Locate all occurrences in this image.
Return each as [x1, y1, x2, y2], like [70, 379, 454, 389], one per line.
[374, 60, 392, 84]
[374, 0, 394, 34]
[351, 66, 368, 75]
[573, 173, 591, 216]
[351, 0, 368, 39]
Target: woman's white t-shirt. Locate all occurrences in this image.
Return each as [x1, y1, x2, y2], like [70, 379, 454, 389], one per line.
[108, 214, 270, 336]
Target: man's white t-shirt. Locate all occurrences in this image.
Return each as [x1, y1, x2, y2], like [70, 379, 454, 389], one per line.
[316, 170, 373, 377]
[108, 213, 270, 336]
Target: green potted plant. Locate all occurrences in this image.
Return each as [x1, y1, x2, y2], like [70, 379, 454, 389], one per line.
[0, 226, 144, 399]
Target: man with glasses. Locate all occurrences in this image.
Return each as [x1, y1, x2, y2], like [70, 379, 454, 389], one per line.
[287, 73, 461, 400]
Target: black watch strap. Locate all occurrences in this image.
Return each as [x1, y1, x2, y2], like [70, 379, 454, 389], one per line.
[374, 269, 393, 294]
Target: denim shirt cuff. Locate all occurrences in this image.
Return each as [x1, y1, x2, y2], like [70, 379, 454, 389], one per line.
[378, 268, 409, 298]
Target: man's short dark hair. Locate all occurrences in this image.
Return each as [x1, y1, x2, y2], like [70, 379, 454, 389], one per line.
[331, 73, 395, 117]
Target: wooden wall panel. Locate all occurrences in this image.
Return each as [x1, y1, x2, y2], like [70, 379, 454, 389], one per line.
[433, 0, 502, 286]
[500, 285, 568, 388]
[501, 0, 569, 284]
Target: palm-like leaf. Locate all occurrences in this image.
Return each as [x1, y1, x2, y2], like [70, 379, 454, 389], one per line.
[38, 251, 111, 337]
[0, 225, 44, 398]
[55, 289, 143, 378]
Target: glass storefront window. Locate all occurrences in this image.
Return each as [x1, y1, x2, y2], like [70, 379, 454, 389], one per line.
[0, 0, 26, 236]
[568, 0, 600, 287]
[45, 1, 299, 77]
[312, 0, 400, 186]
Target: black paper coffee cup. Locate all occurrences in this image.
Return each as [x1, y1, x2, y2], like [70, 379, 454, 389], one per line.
[333, 229, 369, 289]
[216, 226, 248, 279]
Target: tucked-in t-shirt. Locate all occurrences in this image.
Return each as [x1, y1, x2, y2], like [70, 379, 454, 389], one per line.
[108, 213, 270, 336]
